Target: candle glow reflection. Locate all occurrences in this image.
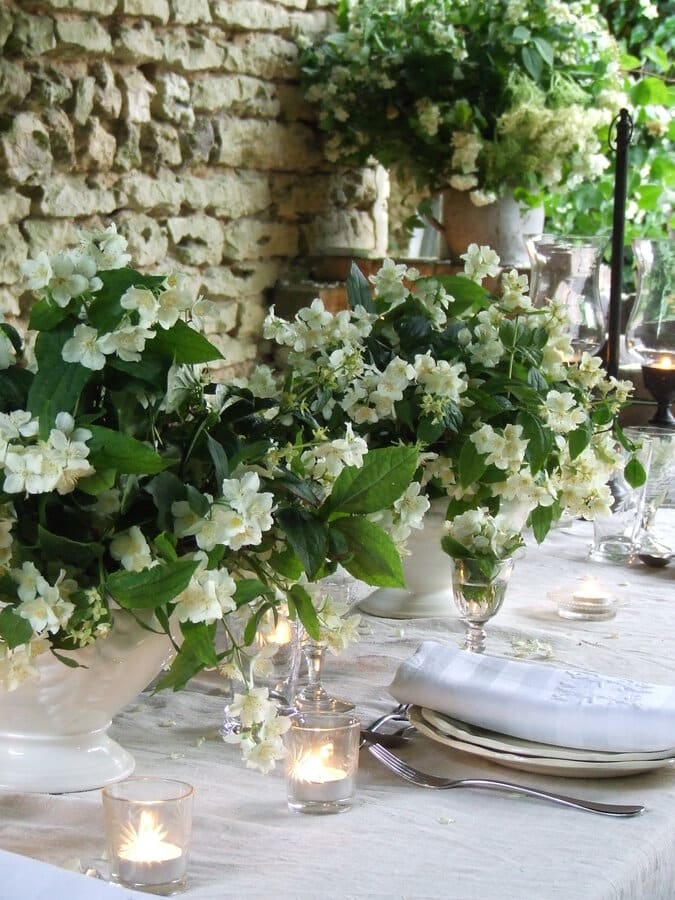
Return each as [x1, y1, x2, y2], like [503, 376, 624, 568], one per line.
[119, 810, 182, 864]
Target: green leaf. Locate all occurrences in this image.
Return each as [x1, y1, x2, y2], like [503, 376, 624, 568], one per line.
[440, 533, 471, 559]
[521, 44, 542, 80]
[0, 607, 33, 649]
[288, 583, 320, 641]
[269, 548, 304, 580]
[322, 445, 419, 516]
[431, 275, 491, 315]
[271, 472, 322, 507]
[533, 36, 554, 66]
[233, 578, 271, 607]
[516, 410, 551, 475]
[149, 320, 223, 364]
[27, 328, 93, 438]
[107, 559, 199, 608]
[145, 471, 186, 530]
[631, 76, 669, 106]
[275, 507, 329, 579]
[624, 456, 647, 489]
[417, 415, 445, 445]
[186, 484, 210, 517]
[346, 262, 375, 313]
[87, 425, 170, 475]
[529, 504, 555, 544]
[28, 297, 69, 332]
[153, 532, 178, 562]
[568, 422, 591, 460]
[0, 367, 32, 412]
[207, 433, 229, 486]
[37, 525, 104, 566]
[457, 439, 486, 489]
[333, 517, 404, 587]
[155, 627, 214, 692]
[76, 467, 117, 496]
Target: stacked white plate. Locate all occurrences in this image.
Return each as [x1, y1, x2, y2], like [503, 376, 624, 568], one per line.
[409, 706, 675, 778]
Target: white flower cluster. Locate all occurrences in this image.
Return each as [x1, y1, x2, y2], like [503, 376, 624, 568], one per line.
[444, 508, 523, 559]
[173, 471, 275, 553]
[301, 424, 368, 485]
[0, 411, 93, 497]
[20, 225, 205, 373]
[0, 565, 110, 691]
[369, 480, 430, 552]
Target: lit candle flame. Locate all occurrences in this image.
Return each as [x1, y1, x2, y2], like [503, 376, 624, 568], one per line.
[119, 810, 181, 863]
[263, 618, 292, 646]
[655, 355, 673, 370]
[290, 742, 346, 784]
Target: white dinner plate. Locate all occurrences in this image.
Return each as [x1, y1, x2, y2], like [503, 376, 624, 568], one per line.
[409, 707, 675, 779]
[420, 707, 675, 763]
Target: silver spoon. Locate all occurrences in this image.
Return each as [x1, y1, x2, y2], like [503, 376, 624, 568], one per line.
[637, 538, 673, 568]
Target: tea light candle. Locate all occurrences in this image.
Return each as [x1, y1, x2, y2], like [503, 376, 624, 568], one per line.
[102, 777, 193, 893]
[117, 810, 185, 887]
[284, 713, 359, 814]
[289, 743, 351, 802]
[263, 617, 293, 646]
[557, 576, 616, 620]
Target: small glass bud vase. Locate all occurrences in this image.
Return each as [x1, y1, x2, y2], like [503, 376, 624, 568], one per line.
[451, 557, 514, 654]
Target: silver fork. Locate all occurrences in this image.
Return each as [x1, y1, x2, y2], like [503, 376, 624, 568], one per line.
[367, 742, 645, 817]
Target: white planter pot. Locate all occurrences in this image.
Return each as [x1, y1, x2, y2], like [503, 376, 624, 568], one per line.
[442, 188, 545, 269]
[0, 610, 174, 794]
[359, 501, 456, 618]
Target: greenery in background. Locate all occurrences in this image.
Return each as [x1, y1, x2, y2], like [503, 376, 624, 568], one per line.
[298, 0, 623, 208]
[541, 0, 673, 275]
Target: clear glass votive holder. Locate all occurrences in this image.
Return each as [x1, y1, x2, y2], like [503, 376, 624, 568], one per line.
[284, 713, 360, 815]
[102, 777, 194, 896]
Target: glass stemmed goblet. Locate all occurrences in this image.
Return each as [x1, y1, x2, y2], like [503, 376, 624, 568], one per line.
[294, 572, 356, 714]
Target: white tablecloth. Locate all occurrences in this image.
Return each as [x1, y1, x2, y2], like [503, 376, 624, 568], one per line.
[1, 516, 674, 899]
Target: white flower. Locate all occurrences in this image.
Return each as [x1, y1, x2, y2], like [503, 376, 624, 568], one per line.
[156, 283, 193, 328]
[228, 686, 276, 727]
[81, 223, 131, 270]
[0, 410, 38, 441]
[97, 324, 154, 362]
[62, 324, 107, 371]
[543, 390, 587, 434]
[20, 252, 53, 291]
[110, 526, 153, 571]
[0, 644, 40, 691]
[120, 286, 159, 326]
[47, 253, 90, 307]
[174, 567, 237, 624]
[460, 244, 501, 283]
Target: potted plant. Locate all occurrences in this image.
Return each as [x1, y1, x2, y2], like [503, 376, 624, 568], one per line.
[231, 246, 642, 616]
[298, 0, 623, 263]
[0, 226, 417, 789]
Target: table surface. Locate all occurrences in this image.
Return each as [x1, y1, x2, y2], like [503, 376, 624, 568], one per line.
[1, 515, 674, 900]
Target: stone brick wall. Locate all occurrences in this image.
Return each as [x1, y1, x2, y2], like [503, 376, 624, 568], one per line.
[0, 0, 387, 371]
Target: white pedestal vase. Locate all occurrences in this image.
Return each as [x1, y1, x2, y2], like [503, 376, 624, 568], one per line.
[0, 610, 174, 794]
[359, 501, 456, 619]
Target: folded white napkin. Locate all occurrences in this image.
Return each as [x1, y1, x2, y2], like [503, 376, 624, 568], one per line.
[389, 641, 675, 752]
[0, 848, 147, 899]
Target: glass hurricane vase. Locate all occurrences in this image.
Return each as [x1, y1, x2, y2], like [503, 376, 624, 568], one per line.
[451, 557, 514, 654]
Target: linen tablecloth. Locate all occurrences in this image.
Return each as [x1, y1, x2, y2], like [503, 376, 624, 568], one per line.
[1, 515, 674, 899]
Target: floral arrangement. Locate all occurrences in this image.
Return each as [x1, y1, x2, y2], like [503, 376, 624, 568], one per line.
[234, 244, 640, 570]
[0, 226, 418, 770]
[297, 0, 624, 206]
